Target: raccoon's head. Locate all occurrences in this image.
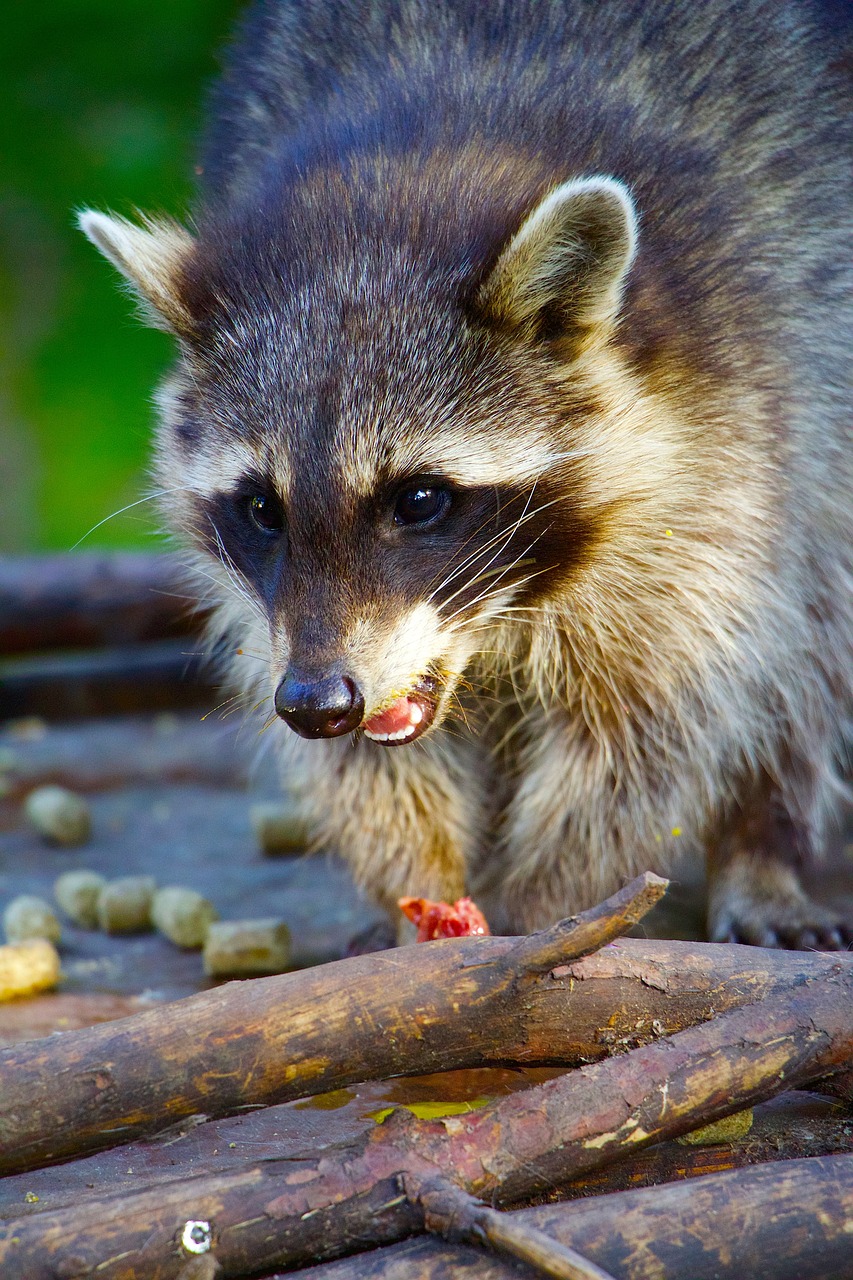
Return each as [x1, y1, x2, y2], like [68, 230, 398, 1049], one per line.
[79, 173, 636, 745]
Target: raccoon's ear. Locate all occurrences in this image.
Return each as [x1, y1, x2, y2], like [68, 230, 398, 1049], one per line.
[77, 210, 195, 333]
[478, 176, 637, 346]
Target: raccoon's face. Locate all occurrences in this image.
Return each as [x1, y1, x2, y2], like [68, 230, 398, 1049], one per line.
[80, 175, 636, 744]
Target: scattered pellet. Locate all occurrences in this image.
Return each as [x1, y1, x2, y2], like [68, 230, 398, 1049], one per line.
[152, 887, 219, 949]
[250, 802, 311, 854]
[3, 895, 62, 945]
[203, 919, 291, 977]
[677, 1109, 754, 1146]
[54, 870, 108, 929]
[25, 785, 91, 847]
[0, 938, 61, 1001]
[97, 876, 156, 934]
[8, 717, 46, 742]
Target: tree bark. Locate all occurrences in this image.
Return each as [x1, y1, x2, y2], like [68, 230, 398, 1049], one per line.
[2, 874, 852, 1177]
[2, 960, 853, 1279]
[285, 1153, 853, 1280]
[0, 639, 214, 720]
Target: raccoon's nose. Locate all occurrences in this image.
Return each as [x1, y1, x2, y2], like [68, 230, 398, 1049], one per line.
[274, 669, 365, 738]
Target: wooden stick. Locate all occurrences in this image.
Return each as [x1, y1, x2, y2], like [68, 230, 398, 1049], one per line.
[415, 1176, 618, 1280]
[0, 714, 248, 805]
[290, 1153, 853, 1280]
[501, 872, 668, 974]
[3, 965, 852, 1278]
[0, 639, 214, 720]
[1, 1087, 845, 1220]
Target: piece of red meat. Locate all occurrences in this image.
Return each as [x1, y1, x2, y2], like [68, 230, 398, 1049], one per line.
[398, 895, 490, 941]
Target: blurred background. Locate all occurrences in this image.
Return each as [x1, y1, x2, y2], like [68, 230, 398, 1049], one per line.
[0, 0, 240, 554]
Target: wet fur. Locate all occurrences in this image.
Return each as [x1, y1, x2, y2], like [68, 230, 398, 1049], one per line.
[82, 0, 852, 943]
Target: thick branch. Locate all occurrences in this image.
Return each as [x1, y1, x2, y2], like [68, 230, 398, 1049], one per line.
[415, 1176, 618, 1280]
[291, 1153, 853, 1280]
[0, 552, 201, 654]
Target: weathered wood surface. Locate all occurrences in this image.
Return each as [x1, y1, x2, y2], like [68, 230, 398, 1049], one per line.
[1, 926, 849, 1174]
[286, 1153, 853, 1280]
[0, 552, 200, 654]
[0, 991, 152, 1047]
[3, 964, 853, 1278]
[1, 875, 852, 1181]
[0, 710, 388, 1001]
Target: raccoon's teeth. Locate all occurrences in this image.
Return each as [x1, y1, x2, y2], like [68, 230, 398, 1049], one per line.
[364, 724, 419, 743]
[362, 694, 434, 744]
[364, 726, 418, 743]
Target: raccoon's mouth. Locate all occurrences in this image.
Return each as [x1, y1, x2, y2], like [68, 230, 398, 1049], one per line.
[362, 676, 439, 746]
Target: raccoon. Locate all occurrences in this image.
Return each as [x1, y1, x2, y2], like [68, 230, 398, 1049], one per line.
[80, 0, 852, 948]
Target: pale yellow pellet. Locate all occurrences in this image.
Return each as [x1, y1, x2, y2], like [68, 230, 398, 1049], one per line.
[25, 786, 91, 846]
[203, 919, 291, 977]
[249, 803, 311, 855]
[152, 887, 219, 949]
[0, 938, 61, 1001]
[3, 895, 62, 945]
[97, 876, 156, 934]
[54, 870, 107, 929]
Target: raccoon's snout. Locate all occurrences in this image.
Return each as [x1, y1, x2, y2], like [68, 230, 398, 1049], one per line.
[274, 668, 365, 739]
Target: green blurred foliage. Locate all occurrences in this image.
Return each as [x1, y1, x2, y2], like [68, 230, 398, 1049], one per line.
[0, 0, 240, 552]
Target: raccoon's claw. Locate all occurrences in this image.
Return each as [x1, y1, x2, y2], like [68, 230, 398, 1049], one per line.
[714, 919, 852, 950]
[709, 859, 853, 951]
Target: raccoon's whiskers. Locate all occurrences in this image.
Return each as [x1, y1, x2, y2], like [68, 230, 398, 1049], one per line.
[232, 645, 270, 664]
[200, 518, 269, 631]
[425, 484, 548, 603]
[184, 556, 261, 627]
[70, 487, 194, 550]
[200, 692, 246, 721]
[443, 535, 553, 626]
[433, 496, 562, 617]
[257, 710, 280, 738]
[424, 489, 534, 599]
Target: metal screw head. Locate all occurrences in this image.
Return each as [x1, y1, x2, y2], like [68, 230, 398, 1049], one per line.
[181, 1220, 212, 1254]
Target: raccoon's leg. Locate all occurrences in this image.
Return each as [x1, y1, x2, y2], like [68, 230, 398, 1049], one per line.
[706, 767, 852, 950]
[290, 728, 488, 925]
[477, 710, 668, 934]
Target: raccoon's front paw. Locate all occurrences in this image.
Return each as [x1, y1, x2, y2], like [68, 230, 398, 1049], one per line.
[708, 856, 852, 950]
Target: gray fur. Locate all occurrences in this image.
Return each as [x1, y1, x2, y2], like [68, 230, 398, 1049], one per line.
[81, 0, 852, 945]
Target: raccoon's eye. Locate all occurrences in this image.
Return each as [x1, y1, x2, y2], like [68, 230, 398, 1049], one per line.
[248, 493, 284, 535]
[394, 484, 451, 527]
